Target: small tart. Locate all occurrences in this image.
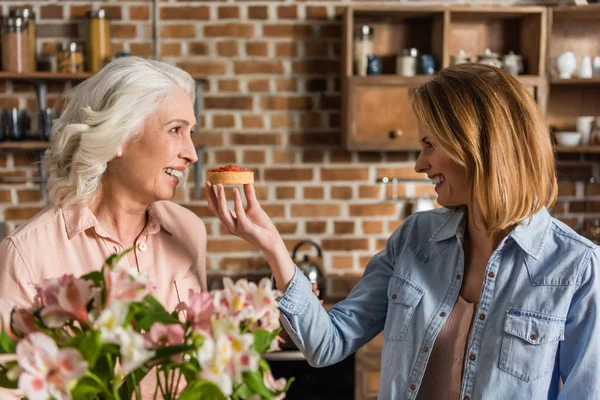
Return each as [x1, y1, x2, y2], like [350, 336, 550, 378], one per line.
[207, 165, 254, 185]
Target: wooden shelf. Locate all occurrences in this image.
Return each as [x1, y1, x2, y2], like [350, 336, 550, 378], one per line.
[555, 145, 600, 154]
[0, 142, 49, 151]
[0, 72, 207, 81]
[550, 77, 600, 86]
[348, 75, 434, 85]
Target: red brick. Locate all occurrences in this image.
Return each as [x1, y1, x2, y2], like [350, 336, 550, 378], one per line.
[293, 60, 339, 74]
[219, 6, 240, 19]
[350, 204, 398, 217]
[320, 94, 340, 109]
[246, 42, 269, 57]
[161, 24, 195, 39]
[247, 79, 270, 92]
[188, 42, 210, 56]
[304, 186, 324, 199]
[0, 190, 12, 203]
[271, 114, 295, 129]
[204, 96, 253, 110]
[69, 5, 92, 19]
[262, 96, 312, 110]
[273, 150, 296, 164]
[217, 41, 238, 56]
[242, 115, 264, 129]
[41, 5, 63, 19]
[130, 5, 150, 20]
[177, 61, 226, 75]
[248, 6, 269, 19]
[112, 24, 137, 39]
[387, 152, 412, 162]
[276, 79, 297, 92]
[263, 24, 312, 38]
[243, 150, 266, 164]
[376, 167, 425, 181]
[359, 185, 382, 199]
[218, 79, 240, 92]
[322, 238, 369, 252]
[37, 23, 78, 38]
[275, 42, 297, 57]
[363, 220, 383, 234]
[302, 150, 324, 163]
[306, 221, 327, 234]
[275, 222, 297, 235]
[160, 6, 209, 20]
[290, 132, 340, 146]
[557, 166, 594, 181]
[234, 61, 284, 74]
[231, 133, 282, 146]
[0, 98, 19, 108]
[293, 204, 340, 217]
[276, 187, 296, 199]
[586, 183, 600, 196]
[4, 207, 42, 221]
[332, 255, 354, 270]
[306, 6, 328, 19]
[321, 168, 369, 181]
[331, 186, 353, 199]
[300, 112, 321, 129]
[208, 239, 257, 253]
[320, 24, 340, 38]
[305, 42, 329, 57]
[265, 168, 313, 181]
[277, 5, 297, 19]
[204, 23, 254, 38]
[130, 43, 152, 57]
[214, 150, 237, 164]
[160, 43, 181, 57]
[213, 115, 235, 128]
[101, 6, 123, 20]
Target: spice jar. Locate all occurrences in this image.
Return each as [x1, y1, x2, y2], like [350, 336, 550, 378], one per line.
[353, 25, 373, 77]
[1, 17, 31, 73]
[396, 48, 418, 77]
[9, 9, 36, 71]
[477, 48, 503, 68]
[57, 42, 84, 73]
[86, 9, 111, 73]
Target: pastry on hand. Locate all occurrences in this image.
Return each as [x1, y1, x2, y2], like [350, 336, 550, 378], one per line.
[207, 165, 254, 185]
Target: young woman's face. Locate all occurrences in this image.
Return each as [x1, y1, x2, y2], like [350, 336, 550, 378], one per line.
[109, 88, 198, 203]
[414, 130, 472, 208]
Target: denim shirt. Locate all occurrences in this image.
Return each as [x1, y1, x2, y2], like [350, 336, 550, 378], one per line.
[277, 207, 600, 400]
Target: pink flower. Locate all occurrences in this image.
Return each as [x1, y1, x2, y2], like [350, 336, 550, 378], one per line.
[16, 332, 87, 400]
[12, 308, 38, 337]
[35, 275, 94, 328]
[144, 323, 185, 363]
[263, 368, 287, 399]
[177, 290, 214, 334]
[104, 266, 149, 305]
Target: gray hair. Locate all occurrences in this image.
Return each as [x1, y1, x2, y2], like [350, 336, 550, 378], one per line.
[44, 56, 196, 205]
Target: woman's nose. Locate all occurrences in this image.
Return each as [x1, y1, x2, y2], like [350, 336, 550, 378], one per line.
[414, 151, 428, 173]
[181, 134, 199, 164]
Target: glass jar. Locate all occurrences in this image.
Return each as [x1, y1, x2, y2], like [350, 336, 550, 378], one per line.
[502, 51, 523, 76]
[58, 42, 84, 73]
[86, 9, 111, 73]
[396, 48, 418, 77]
[451, 49, 472, 66]
[9, 9, 36, 71]
[1, 17, 31, 73]
[477, 48, 503, 69]
[353, 25, 373, 77]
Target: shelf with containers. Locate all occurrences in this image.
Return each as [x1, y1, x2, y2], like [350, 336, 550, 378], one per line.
[341, 6, 548, 152]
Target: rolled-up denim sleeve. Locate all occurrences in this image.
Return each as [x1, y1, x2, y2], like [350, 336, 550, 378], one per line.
[276, 223, 409, 368]
[558, 247, 600, 398]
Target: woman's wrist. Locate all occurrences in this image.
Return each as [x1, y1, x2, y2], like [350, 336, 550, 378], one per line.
[262, 240, 296, 291]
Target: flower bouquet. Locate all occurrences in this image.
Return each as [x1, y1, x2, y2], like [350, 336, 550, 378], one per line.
[0, 251, 293, 399]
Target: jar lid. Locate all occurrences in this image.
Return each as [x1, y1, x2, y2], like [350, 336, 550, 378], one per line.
[4, 16, 27, 29]
[9, 9, 35, 20]
[478, 48, 500, 59]
[355, 25, 373, 37]
[59, 42, 83, 52]
[86, 9, 110, 19]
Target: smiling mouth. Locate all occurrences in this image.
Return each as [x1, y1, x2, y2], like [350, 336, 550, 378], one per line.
[430, 175, 445, 185]
[165, 168, 184, 182]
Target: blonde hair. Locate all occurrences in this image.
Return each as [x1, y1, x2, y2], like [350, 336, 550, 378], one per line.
[410, 63, 557, 233]
[44, 56, 195, 205]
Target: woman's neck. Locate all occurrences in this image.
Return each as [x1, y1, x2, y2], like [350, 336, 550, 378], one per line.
[465, 203, 512, 256]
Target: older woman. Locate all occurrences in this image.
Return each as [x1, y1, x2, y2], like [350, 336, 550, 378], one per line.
[208, 64, 599, 399]
[0, 56, 207, 313]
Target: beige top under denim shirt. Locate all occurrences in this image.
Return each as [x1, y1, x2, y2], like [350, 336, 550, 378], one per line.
[277, 207, 600, 400]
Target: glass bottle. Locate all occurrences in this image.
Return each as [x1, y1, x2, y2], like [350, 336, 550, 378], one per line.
[86, 9, 111, 73]
[353, 25, 373, 77]
[9, 9, 36, 71]
[2, 17, 31, 73]
[57, 42, 84, 73]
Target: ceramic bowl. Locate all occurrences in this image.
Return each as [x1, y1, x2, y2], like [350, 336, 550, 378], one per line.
[555, 131, 582, 147]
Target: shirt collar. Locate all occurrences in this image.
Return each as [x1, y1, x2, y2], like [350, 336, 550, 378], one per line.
[428, 206, 552, 260]
[62, 202, 169, 240]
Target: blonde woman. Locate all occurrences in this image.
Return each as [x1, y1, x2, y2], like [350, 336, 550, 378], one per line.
[0, 56, 207, 312]
[207, 64, 599, 399]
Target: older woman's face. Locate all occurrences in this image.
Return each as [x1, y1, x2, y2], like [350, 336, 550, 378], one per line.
[112, 88, 197, 203]
[414, 130, 472, 208]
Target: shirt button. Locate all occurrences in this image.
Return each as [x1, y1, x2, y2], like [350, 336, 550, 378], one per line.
[423, 346, 428, 352]
[488, 271, 495, 278]
[289, 304, 294, 309]
[456, 274, 461, 280]
[439, 312, 446, 317]
[479, 313, 486, 320]
[410, 384, 416, 391]
[137, 242, 148, 252]
[469, 354, 476, 361]
[530, 334, 537, 341]
[391, 294, 397, 300]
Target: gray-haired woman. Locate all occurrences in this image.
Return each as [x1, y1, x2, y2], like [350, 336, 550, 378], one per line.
[0, 56, 207, 313]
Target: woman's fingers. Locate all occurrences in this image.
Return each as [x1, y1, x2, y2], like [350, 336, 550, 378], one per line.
[243, 183, 260, 210]
[233, 187, 249, 229]
[216, 184, 237, 233]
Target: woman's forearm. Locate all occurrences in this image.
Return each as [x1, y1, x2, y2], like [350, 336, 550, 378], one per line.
[262, 239, 296, 291]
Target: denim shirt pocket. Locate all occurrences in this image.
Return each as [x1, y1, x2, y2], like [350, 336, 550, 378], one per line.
[384, 275, 424, 342]
[499, 309, 565, 382]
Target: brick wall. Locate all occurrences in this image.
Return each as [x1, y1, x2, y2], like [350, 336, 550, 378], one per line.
[1, 0, 594, 285]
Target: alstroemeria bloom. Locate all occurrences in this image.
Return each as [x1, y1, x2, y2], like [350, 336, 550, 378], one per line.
[104, 265, 149, 305]
[12, 308, 38, 337]
[16, 332, 87, 400]
[91, 300, 128, 344]
[263, 368, 287, 400]
[34, 275, 94, 328]
[197, 335, 233, 396]
[177, 290, 214, 334]
[117, 326, 155, 375]
[213, 278, 254, 322]
[144, 322, 185, 362]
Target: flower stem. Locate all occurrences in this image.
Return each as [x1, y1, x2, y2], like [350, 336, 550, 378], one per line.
[85, 371, 114, 400]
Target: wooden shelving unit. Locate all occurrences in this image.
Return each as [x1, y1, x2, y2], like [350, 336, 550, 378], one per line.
[555, 146, 600, 154]
[0, 142, 49, 151]
[550, 77, 600, 86]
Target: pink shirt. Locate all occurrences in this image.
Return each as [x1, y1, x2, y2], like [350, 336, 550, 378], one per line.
[0, 201, 207, 310]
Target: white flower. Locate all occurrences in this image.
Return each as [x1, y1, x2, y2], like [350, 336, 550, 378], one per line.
[197, 335, 234, 396]
[91, 301, 128, 344]
[117, 326, 155, 375]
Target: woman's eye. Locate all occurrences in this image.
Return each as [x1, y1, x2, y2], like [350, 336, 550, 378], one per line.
[169, 126, 182, 134]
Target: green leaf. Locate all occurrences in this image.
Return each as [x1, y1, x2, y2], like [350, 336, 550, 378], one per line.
[231, 382, 253, 399]
[243, 370, 275, 399]
[179, 360, 199, 383]
[134, 312, 179, 333]
[70, 376, 103, 399]
[104, 247, 134, 270]
[80, 271, 105, 287]
[152, 343, 195, 362]
[0, 366, 18, 389]
[251, 329, 279, 354]
[117, 366, 150, 400]
[0, 324, 16, 354]
[178, 380, 227, 400]
[66, 330, 102, 368]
